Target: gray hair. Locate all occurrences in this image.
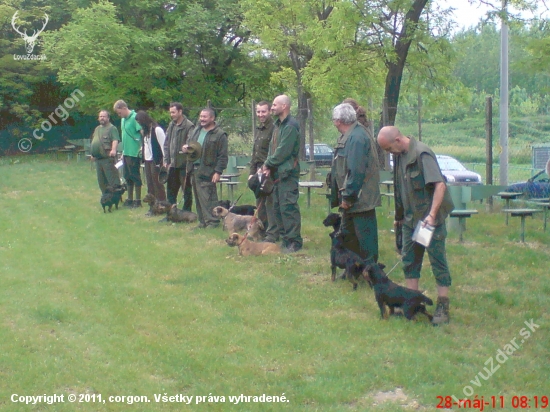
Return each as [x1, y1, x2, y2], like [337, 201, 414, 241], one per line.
[332, 103, 357, 124]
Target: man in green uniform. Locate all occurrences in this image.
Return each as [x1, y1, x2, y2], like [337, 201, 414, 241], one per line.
[377, 126, 454, 325]
[262, 95, 302, 253]
[90, 110, 120, 194]
[248, 100, 274, 230]
[330, 103, 380, 263]
[164, 102, 195, 211]
[113, 100, 143, 208]
[184, 108, 228, 229]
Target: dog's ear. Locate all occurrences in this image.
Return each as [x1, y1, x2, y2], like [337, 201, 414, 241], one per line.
[378, 262, 386, 270]
[257, 220, 264, 230]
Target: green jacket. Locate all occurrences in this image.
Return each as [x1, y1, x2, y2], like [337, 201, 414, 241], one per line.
[91, 123, 119, 158]
[249, 117, 274, 175]
[264, 114, 300, 179]
[164, 116, 194, 168]
[186, 123, 228, 180]
[330, 122, 381, 213]
[393, 136, 454, 228]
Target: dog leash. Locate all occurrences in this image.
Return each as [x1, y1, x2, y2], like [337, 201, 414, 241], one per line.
[385, 260, 401, 276]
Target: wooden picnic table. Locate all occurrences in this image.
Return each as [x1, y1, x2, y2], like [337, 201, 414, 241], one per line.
[497, 192, 524, 225]
[502, 208, 542, 242]
[299, 181, 324, 208]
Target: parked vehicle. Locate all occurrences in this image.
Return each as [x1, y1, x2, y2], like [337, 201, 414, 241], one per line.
[305, 143, 334, 166]
[506, 169, 550, 199]
[436, 155, 482, 186]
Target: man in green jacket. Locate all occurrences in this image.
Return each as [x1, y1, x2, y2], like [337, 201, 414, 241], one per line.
[377, 126, 454, 325]
[262, 95, 302, 253]
[164, 102, 195, 211]
[248, 100, 274, 230]
[330, 103, 381, 264]
[90, 110, 120, 194]
[113, 100, 142, 208]
[184, 108, 228, 228]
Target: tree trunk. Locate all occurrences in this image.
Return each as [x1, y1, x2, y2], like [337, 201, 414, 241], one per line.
[381, 0, 428, 127]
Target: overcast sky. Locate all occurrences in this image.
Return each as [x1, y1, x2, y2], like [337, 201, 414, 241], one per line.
[442, 0, 549, 31]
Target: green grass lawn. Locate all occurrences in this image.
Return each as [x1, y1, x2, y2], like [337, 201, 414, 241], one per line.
[0, 155, 549, 411]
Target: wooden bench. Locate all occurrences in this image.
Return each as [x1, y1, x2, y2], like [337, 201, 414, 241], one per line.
[502, 208, 542, 242]
[221, 173, 241, 182]
[497, 192, 523, 225]
[299, 181, 323, 208]
[450, 209, 478, 243]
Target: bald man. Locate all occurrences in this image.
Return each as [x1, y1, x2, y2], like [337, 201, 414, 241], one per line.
[262, 95, 303, 253]
[377, 126, 454, 325]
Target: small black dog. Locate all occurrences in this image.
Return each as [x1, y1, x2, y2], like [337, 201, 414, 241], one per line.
[216, 200, 231, 209]
[329, 231, 371, 290]
[323, 212, 342, 233]
[229, 204, 256, 216]
[365, 263, 433, 321]
[100, 184, 126, 213]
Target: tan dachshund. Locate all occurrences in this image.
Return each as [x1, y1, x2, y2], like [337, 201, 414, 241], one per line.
[212, 206, 254, 233]
[143, 193, 172, 215]
[246, 219, 265, 242]
[225, 233, 280, 256]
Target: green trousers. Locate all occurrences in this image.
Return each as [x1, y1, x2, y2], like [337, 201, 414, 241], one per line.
[191, 173, 220, 227]
[95, 157, 120, 194]
[268, 176, 302, 248]
[341, 209, 379, 264]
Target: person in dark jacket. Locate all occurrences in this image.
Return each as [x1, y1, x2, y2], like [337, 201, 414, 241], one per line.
[164, 102, 195, 211]
[136, 110, 166, 208]
[330, 103, 381, 264]
[248, 100, 274, 229]
[184, 108, 228, 228]
[261, 95, 302, 253]
[377, 126, 454, 325]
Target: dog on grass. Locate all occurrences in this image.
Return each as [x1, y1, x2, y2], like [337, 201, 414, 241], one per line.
[329, 231, 371, 291]
[365, 262, 433, 321]
[246, 219, 265, 242]
[229, 204, 257, 216]
[143, 193, 172, 216]
[225, 233, 280, 256]
[323, 212, 342, 234]
[212, 206, 254, 233]
[166, 204, 198, 223]
[100, 184, 126, 213]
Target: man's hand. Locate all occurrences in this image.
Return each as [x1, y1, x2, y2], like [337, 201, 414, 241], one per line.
[212, 172, 221, 184]
[109, 149, 116, 157]
[261, 165, 271, 177]
[339, 200, 351, 210]
[182, 145, 189, 153]
[423, 214, 436, 227]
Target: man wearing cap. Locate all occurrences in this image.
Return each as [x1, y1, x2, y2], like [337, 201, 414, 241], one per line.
[90, 110, 120, 194]
[164, 102, 195, 211]
[261, 95, 302, 253]
[113, 100, 142, 208]
[184, 108, 228, 229]
[248, 101, 274, 231]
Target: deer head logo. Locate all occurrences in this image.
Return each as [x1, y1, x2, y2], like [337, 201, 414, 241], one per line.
[11, 11, 49, 54]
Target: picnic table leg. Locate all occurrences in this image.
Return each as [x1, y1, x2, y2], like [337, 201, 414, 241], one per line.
[458, 217, 465, 243]
[544, 207, 547, 232]
[307, 187, 312, 208]
[505, 199, 510, 225]
[520, 215, 526, 243]
[229, 184, 234, 202]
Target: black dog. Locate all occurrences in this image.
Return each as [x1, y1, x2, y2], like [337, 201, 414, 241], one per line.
[329, 231, 371, 290]
[323, 212, 342, 234]
[100, 184, 126, 213]
[229, 204, 256, 216]
[365, 263, 433, 321]
[216, 200, 231, 209]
